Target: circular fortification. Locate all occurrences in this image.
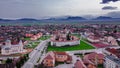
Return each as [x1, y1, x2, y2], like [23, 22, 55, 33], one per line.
[50, 32, 80, 47]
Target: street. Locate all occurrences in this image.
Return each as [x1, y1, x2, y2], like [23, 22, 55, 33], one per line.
[22, 39, 50, 68]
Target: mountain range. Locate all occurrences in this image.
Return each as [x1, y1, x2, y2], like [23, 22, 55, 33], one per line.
[0, 16, 120, 23]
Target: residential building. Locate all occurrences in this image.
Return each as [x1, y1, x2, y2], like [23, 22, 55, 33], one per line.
[83, 52, 104, 68]
[74, 60, 87, 68]
[42, 51, 72, 68]
[104, 55, 120, 68]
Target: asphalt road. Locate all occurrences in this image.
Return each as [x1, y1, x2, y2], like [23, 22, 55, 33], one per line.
[22, 39, 50, 68]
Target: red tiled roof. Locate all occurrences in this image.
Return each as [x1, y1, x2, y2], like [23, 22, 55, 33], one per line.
[83, 55, 91, 64]
[54, 52, 67, 55]
[87, 53, 104, 60]
[106, 48, 120, 58]
[67, 55, 72, 61]
[74, 60, 85, 68]
[83, 52, 104, 65]
[92, 43, 109, 48]
[44, 54, 54, 60]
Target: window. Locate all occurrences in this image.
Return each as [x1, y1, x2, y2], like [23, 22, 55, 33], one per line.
[50, 61, 53, 64]
[46, 60, 48, 62]
[116, 65, 118, 68]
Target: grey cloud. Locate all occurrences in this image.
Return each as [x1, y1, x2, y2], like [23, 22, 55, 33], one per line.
[0, 0, 67, 19]
[105, 11, 120, 18]
[102, 6, 118, 10]
[0, 0, 120, 19]
[101, 0, 120, 4]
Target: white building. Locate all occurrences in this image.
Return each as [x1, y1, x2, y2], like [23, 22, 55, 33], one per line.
[1, 40, 24, 55]
[51, 40, 80, 47]
[106, 36, 118, 46]
[87, 37, 100, 43]
[104, 55, 120, 68]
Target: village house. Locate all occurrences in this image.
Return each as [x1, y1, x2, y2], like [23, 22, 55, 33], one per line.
[87, 35, 100, 43]
[74, 60, 87, 68]
[30, 33, 43, 41]
[83, 52, 104, 68]
[103, 47, 120, 68]
[42, 51, 72, 68]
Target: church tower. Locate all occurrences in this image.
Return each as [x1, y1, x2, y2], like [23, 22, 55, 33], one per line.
[5, 40, 11, 46]
[19, 40, 23, 52]
[19, 40, 23, 46]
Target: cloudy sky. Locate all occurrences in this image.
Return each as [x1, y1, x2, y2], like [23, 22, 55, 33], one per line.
[0, 0, 120, 19]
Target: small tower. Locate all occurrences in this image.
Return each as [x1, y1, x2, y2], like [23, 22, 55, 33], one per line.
[19, 40, 23, 52]
[5, 39, 11, 46]
[19, 40, 23, 46]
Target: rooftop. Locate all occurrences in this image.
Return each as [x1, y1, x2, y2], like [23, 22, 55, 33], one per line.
[44, 54, 54, 60]
[83, 52, 104, 65]
[54, 51, 67, 55]
[106, 55, 120, 64]
[74, 60, 86, 68]
[106, 48, 120, 58]
[92, 43, 109, 48]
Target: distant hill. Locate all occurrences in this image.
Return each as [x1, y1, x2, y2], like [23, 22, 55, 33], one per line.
[0, 18, 13, 21]
[45, 16, 86, 21]
[0, 16, 120, 24]
[95, 16, 112, 20]
[17, 18, 38, 21]
[61, 16, 86, 20]
[93, 16, 120, 21]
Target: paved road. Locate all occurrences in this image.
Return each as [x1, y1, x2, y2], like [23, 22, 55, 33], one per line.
[22, 39, 50, 68]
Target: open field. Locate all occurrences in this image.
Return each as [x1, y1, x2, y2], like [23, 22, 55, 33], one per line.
[1, 21, 120, 26]
[47, 40, 95, 51]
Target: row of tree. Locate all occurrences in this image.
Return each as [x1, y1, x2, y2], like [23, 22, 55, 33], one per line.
[16, 54, 29, 68]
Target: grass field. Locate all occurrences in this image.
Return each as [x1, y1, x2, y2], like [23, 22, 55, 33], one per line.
[38, 35, 51, 40]
[25, 42, 40, 49]
[47, 40, 95, 51]
[24, 37, 30, 41]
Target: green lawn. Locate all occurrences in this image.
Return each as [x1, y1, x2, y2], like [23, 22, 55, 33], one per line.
[24, 37, 30, 41]
[38, 36, 51, 40]
[47, 40, 95, 51]
[25, 42, 40, 48]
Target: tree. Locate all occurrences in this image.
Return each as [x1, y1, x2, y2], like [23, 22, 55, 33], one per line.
[66, 34, 70, 40]
[6, 58, 12, 64]
[16, 62, 21, 68]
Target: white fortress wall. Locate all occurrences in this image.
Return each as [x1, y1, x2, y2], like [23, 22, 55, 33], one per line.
[51, 40, 80, 47]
